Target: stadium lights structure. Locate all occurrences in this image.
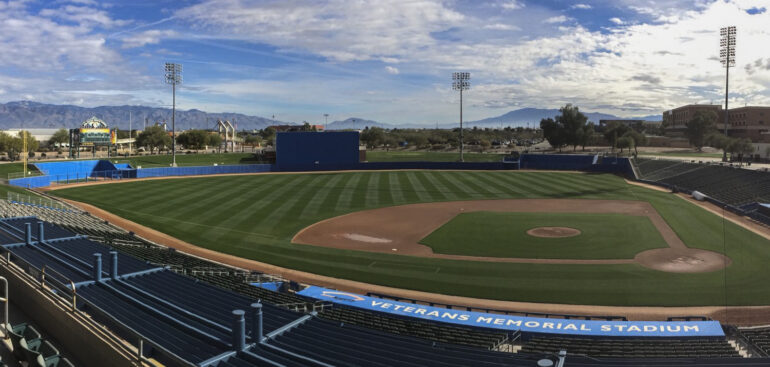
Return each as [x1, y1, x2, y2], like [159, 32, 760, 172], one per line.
[324, 113, 329, 130]
[164, 62, 183, 167]
[720, 26, 736, 162]
[452, 72, 470, 162]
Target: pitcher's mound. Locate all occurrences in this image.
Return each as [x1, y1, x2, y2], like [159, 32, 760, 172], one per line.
[635, 248, 731, 273]
[527, 227, 581, 238]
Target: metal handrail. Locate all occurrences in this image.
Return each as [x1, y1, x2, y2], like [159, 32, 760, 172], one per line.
[40, 265, 77, 311]
[0, 276, 7, 339]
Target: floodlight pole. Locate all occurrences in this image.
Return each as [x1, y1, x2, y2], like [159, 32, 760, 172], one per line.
[720, 26, 736, 162]
[324, 114, 329, 130]
[172, 82, 176, 166]
[165, 62, 182, 167]
[452, 72, 470, 162]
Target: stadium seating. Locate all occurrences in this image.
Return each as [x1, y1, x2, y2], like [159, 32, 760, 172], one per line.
[268, 317, 530, 367]
[634, 158, 770, 207]
[5, 322, 74, 367]
[520, 335, 740, 358]
[6, 213, 770, 365]
[318, 306, 509, 350]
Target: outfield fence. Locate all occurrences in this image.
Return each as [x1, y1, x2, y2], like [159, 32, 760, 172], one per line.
[8, 164, 274, 188]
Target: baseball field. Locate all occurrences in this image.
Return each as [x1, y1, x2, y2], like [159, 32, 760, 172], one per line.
[49, 170, 770, 307]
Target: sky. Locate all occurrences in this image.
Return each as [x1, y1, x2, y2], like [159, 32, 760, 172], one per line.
[0, 0, 769, 125]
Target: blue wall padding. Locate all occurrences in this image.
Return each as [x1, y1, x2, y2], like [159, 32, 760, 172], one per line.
[276, 132, 360, 169]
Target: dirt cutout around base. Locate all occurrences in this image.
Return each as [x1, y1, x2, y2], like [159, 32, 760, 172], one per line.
[293, 199, 730, 272]
[527, 227, 581, 238]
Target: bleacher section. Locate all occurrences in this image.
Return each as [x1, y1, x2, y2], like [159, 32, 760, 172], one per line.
[318, 306, 508, 350]
[738, 328, 770, 357]
[520, 335, 739, 358]
[268, 317, 529, 367]
[635, 158, 770, 206]
[3, 209, 770, 365]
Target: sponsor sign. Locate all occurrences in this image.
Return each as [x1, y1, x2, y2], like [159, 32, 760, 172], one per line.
[297, 286, 724, 337]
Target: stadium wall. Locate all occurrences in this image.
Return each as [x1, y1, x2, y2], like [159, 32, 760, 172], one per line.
[275, 131, 360, 171]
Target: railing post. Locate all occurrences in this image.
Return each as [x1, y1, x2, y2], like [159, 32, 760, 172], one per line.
[251, 302, 263, 343]
[37, 221, 44, 242]
[109, 251, 118, 279]
[93, 253, 102, 282]
[24, 223, 31, 245]
[232, 310, 246, 351]
[137, 338, 144, 363]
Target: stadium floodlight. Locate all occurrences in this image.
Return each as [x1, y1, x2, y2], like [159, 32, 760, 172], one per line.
[452, 72, 470, 162]
[720, 26, 736, 162]
[324, 113, 329, 129]
[164, 62, 183, 167]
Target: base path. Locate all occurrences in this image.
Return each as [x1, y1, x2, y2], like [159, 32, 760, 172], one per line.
[293, 199, 729, 271]
[55, 198, 770, 324]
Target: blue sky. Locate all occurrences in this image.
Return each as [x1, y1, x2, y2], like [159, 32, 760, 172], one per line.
[0, 0, 768, 125]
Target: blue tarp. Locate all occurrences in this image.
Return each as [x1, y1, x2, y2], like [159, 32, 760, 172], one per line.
[250, 282, 283, 292]
[298, 286, 725, 337]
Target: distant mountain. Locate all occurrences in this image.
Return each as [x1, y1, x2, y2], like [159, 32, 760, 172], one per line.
[325, 117, 394, 130]
[465, 108, 660, 128]
[0, 101, 662, 131]
[0, 101, 286, 130]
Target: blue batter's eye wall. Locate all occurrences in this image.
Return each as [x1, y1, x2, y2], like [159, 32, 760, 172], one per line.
[276, 131, 360, 170]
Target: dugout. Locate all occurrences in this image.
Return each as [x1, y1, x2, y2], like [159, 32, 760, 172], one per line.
[760, 203, 770, 216]
[275, 131, 360, 170]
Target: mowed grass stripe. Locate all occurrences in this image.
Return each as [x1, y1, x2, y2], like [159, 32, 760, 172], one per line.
[365, 171, 380, 208]
[464, 171, 521, 198]
[260, 174, 330, 233]
[456, 171, 505, 198]
[404, 171, 433, 202]
[229, 176, 312, 231]
[168, 176, 276, 220]
[180, 176, 292, 225]
[419, 171, 458, 200]
[299, 174, 346, 219]
[350, 173, 374, 210]
[430, 172, 475, 201]
[414, 171, 450, 201]
[396, 173, 421, 202]
[485, 172, 533, 197]
[388, 172, 406, 204]
[247, 175, 318, 232]
[335, 173, 364, 211]
[376, 173, 394, 205]
[436, 171, 483, 198]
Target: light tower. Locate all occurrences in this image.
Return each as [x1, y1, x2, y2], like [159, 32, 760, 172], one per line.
[324, 113, 329, 130]
[164, 62, 183, 166]
[720, 26, 736, 162]
[452, 72, 470, 162]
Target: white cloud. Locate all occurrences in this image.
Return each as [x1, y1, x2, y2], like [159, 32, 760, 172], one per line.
[544, 15, 569, 24]
[500, 0, 524, 10]
[385, 66, 399, 74]
[570, 4, 592, 10]
[483, 23, 521, 31]
[176, 0, 465, 63]
[121, 29, 178, 49]
[609, 17, 625, 25]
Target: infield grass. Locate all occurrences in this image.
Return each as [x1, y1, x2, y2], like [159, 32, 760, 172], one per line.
[419, 212, 667, 259]
[51, 171, 770, 306]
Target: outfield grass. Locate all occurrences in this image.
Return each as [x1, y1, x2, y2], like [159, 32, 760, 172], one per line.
[51, 171, 770, 306]
[366, 150, 507, 162]
[419, 212, 667, 259]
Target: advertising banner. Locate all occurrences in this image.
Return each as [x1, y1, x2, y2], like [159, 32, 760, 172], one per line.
[298, 286, 724, 337]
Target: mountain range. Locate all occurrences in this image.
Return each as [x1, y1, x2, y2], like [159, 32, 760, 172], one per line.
[0, 101, 661, 131]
